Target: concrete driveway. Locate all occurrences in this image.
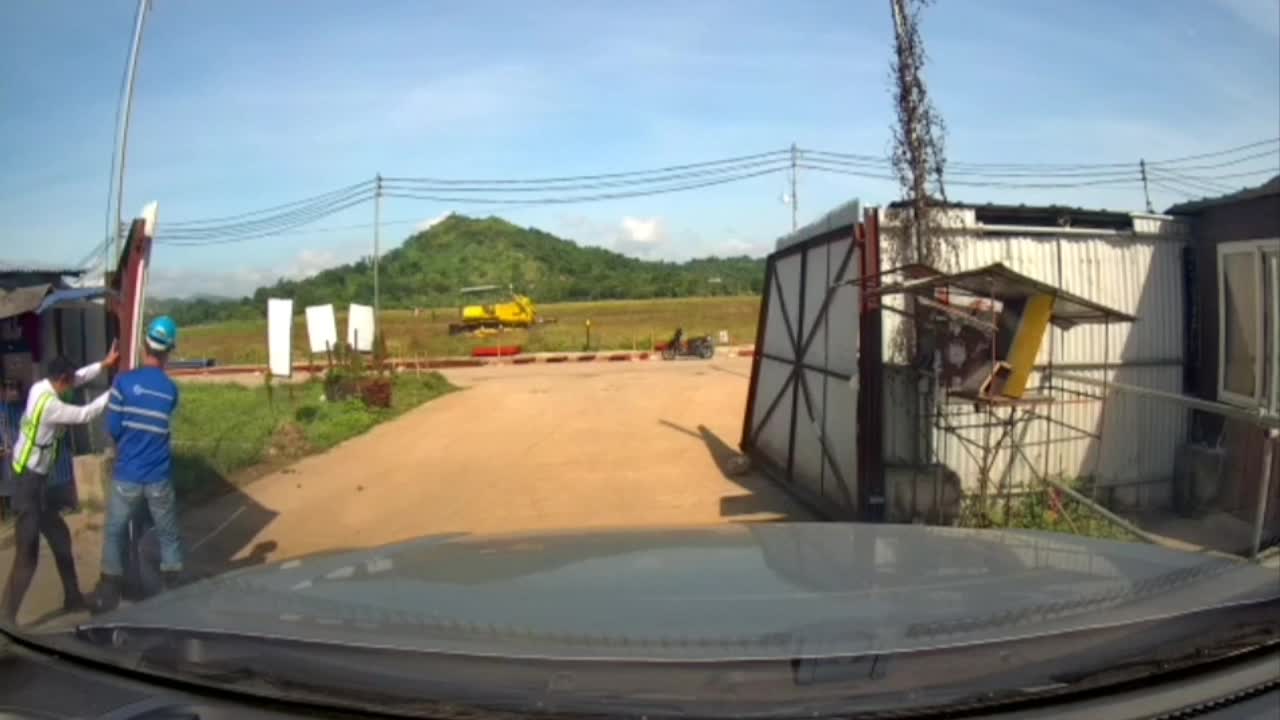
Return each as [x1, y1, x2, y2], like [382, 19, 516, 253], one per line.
[185, 356, 811, 569]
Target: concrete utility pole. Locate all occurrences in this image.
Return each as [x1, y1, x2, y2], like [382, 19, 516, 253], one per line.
[114, 0, 151, 262]
[789, 142, 799, 232]
[1139, 159, 1153, 213]
[373, 173, 383, 317]
[890, 0, 928, 262]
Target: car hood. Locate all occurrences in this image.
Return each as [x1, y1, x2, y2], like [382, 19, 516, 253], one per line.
[81, 523, 1280, 661]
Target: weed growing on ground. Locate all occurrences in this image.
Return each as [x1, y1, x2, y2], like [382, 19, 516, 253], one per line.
[170, 373, 456, 504]
[958, 483, 1139, 542]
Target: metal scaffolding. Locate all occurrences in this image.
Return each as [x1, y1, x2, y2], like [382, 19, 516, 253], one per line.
[869, 262, 1153, 540]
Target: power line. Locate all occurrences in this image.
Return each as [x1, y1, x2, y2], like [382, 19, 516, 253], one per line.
[1145, 168, 1234, 195]
[1148, 174, 1222, 199]
[1148, 178, 1202, 199]
[158, 186, 377, 239]
[1147, 148, 1280, 172]
[1147, 164, 1279, 182]
[162, 179, 377, 227]
[803, 151, 1142, 178]
[1146, 137, 1279, 166]
[157, 195, 374, 246]
[135, 137, 1279, 251]
[384, 149, 789, 185]
[804, 136, 1279, 173]
[384, 165, 791, 205]
[383, 155, 790, 193]
[801, 162, 1143, 189]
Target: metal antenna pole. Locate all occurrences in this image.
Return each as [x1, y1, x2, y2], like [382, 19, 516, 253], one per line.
[789, 142, 799, 231]
[373, 174, 382, 318]
[114, 0, 151, 261]
[1140, 159, 1153, 213]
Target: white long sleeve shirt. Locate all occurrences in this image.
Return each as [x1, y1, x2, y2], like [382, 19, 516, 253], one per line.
[11, 362, 109, 475]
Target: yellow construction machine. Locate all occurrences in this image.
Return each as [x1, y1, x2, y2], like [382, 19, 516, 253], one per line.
[447, 285, 547, 335]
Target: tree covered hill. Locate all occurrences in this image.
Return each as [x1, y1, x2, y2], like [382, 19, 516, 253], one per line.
[157, 214, 767, 326]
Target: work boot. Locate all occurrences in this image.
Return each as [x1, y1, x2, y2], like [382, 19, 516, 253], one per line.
[89, 575, 122, 615]
[62, 591, 87, 614]
[161, 571, 183, 591]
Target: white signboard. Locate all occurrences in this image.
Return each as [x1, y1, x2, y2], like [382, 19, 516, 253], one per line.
[347, 303, 375, 352]
[305, 304, 338, 354]
[267, 298, 294, 377]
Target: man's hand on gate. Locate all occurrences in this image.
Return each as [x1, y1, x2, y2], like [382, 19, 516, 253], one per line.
[103, 340, 120, 370]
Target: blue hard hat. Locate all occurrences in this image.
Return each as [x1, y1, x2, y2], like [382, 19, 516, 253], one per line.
[145, 316, 178, 352]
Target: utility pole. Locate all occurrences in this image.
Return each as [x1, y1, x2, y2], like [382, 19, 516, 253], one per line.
[373, 173, 383, 318]
[789, 142, 799, 231]
[114, 0, 151, 261]
[1139, 158, 1153, 213]
[890, 0, 928, 262]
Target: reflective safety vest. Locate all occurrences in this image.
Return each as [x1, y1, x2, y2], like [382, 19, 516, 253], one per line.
[11, 392, 56, 475]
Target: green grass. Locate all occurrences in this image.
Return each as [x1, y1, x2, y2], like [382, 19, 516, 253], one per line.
[958, 484, 1140, 542]
[177, 296, 761, 365]
[170, 372, 456, 503]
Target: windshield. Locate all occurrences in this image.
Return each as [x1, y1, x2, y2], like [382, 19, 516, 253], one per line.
[2, 1, 1279, 717]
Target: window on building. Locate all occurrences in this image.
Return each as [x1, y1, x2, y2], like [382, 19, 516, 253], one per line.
[1218, 238, 1280, 414]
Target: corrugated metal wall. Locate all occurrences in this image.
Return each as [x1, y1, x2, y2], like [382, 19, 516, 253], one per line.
[882, 218, 1190, 497]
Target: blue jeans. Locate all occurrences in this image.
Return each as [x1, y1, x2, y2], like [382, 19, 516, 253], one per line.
[101, 480, 182, 577]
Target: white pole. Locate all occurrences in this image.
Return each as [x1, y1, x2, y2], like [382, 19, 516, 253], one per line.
[789, 142, 798, 232]
[114, 0, 151, 260]
[374, 174, 382, 320]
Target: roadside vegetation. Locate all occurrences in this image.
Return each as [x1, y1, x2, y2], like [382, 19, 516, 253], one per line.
[170, 372, 456, 503]
[957, 483, 1140, 542]
[178, 296, 762, 365]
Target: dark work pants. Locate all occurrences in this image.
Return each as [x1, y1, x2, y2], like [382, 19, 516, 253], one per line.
[1, 470, 80, 625]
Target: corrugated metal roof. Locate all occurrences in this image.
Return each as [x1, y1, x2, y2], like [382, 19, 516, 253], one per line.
[36, 287, 113, 314]
[0, 284, 53, 319]
[875, 262, 1136, 328]
[885, 200, 1140, 230]
[1165, 175, 1280, 214]
[0, 261, 88, 276]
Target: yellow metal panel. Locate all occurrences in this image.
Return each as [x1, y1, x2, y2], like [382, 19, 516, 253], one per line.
[1001, 294, 1054, 398]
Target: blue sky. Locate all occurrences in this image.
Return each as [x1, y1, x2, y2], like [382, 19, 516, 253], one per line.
[2, 0, 1278, 297]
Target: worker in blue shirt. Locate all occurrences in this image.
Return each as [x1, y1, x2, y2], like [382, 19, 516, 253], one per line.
[91, 317, 182, 613]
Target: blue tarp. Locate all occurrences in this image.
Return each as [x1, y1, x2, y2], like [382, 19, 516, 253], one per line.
[36, 286, 115, 315]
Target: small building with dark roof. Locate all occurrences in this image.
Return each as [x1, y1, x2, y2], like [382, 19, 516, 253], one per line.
[1166, 175, 1279, 537]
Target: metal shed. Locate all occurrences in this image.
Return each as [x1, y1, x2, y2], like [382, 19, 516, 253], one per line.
[879, 204, 1191, 512]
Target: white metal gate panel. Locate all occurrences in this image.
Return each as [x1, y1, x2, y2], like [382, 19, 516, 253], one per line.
[745, 225, 862, 517]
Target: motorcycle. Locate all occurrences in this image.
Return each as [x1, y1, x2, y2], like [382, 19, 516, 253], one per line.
[660, 328, 716, 360]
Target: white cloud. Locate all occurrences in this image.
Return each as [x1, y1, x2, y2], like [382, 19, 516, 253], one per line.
[718, 238, 770, 257]
[149, 245, 365, 299]
[414, 211, 453, 232]
[614, 216, 668, 256]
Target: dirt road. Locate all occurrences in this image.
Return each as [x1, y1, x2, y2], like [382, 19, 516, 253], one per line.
[5, 356, 808, 626]
[184, 355, 809, 569]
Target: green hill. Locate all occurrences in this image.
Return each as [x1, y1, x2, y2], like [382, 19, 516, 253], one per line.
[160, 214, 767, 326]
